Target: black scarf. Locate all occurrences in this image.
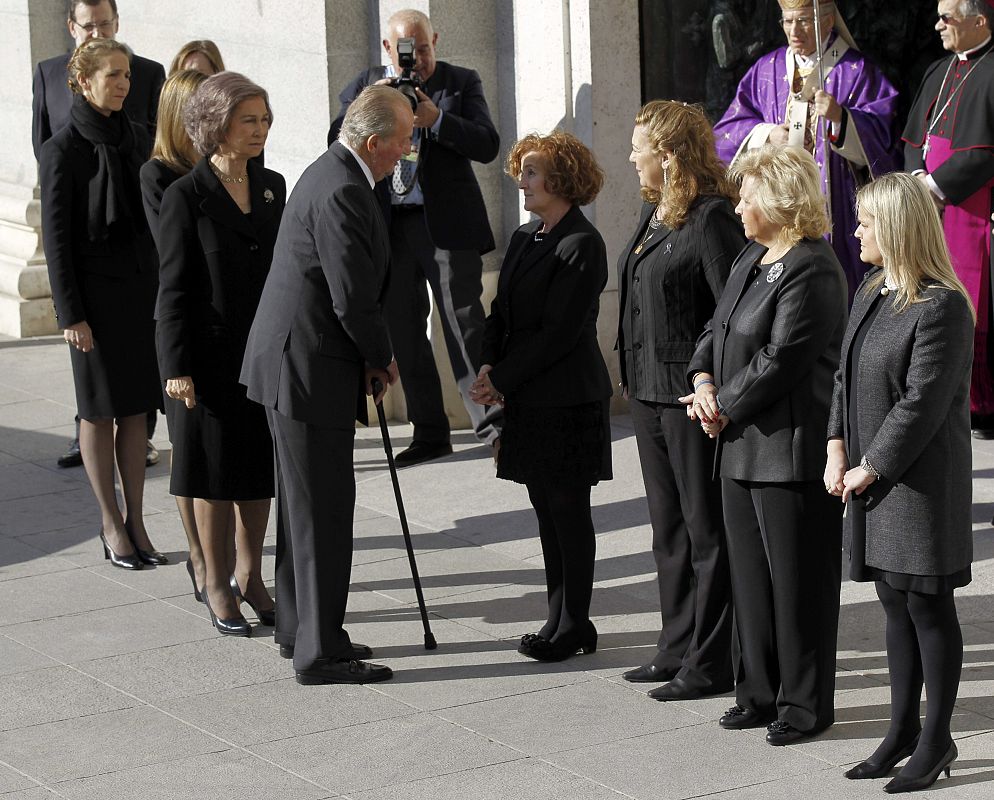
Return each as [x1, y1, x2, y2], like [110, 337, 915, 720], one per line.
[70, 94, 139, 242]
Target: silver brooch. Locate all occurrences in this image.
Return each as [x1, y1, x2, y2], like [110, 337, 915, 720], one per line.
[767, 263, 784, 283]
[665, 243, 672, 254]
[264, 188, 274, 204]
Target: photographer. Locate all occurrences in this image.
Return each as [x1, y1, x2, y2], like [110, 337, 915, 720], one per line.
[328, 8, 501, 466]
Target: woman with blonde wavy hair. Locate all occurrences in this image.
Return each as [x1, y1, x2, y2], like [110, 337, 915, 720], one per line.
[826, 172, 973, 792]
[169, 40, 225, 77]
[687, 144, 848, 745]
[618, 100, 744, 701]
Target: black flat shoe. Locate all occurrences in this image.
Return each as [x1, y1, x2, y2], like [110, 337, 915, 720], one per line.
[57, 438, 82, 468]
[517, 632, 548, 656]
[522, 624, 597, 662]
[719, 704, 777, 730]
[186, 559, 204, 603]
[394, 441, 453, 468]
[622, 663, 678, 683]
[229, 575, 275, 626]
[295, 658, 393, 685]
[279, 642, 373, 659]
[648, 676, 733, 702]
[766, 719, 829, 746]
[100, 532, 142, 570]
[883, 742, 957, 794]
[844, 734, 920, 780]
[204, 592, 251, 637]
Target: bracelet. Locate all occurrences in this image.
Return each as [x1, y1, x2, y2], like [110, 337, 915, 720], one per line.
[694, 379, 715, 390]
[859, 455, 880, 479]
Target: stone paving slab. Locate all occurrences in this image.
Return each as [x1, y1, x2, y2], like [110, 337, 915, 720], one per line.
[1, 337, 993, 798]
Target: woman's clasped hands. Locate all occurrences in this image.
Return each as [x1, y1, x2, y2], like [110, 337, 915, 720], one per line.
[470, 364, 504, 407]
[679, 373, 728, 439]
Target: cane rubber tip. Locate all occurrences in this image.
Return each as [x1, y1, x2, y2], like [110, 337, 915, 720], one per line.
[424, 633, 438, 650]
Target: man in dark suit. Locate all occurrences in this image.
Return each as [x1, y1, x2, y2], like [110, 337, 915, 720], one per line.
[241, 86, 412, 685]
[328, 8, 501, 466]
[34, 0, 165, 469]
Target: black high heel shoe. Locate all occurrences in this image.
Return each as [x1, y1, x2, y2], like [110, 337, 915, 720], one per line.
[229, 575, 275, 627]
[203, 591, 251, 637]
[522, 623, 597, 662]
[883, 741, 957, 794]
[100, 532, 142, 570]
[186, 559, 204, 603]
[126, 527, 168, 565]
[844, 733, 920, 780]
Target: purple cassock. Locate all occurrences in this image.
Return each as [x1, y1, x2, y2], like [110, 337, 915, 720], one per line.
[714, 39, 900, 305]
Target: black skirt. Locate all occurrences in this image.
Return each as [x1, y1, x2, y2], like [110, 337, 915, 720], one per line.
[167, 379, 274, 501]
[497, 399, 612, 486]
[70, 268, 162, 419]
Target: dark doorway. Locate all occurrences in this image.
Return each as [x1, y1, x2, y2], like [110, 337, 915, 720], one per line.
[639, 0, 946, 134]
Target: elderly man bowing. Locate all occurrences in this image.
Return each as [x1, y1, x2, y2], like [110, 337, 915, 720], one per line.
[714, 0, 899, 304]
[241, 86, 412, 685]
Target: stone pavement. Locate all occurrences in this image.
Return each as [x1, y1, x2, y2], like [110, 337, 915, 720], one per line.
[1, 335, 993, 800]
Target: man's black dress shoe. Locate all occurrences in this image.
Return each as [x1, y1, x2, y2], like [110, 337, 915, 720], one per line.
[57, 439, 83, 468]
[718, 704, 777, 730]
[765, 719, 828, 746]
[279, 642, 373, 659]
[295, 658, 393, 685]
[394, 441, 453, 467]
[648, 676, 733, 702]
[622, 663, 678, 683]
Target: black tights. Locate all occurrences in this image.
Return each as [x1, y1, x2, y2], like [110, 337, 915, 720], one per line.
[873, 581, 962, 778]
[526, 481, 595, 643]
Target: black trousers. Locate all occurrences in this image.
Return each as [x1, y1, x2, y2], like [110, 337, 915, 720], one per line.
[267, 408, 357, 670]
[386, 209, 501, 445]
[721, 478, 842, 732]
[630, 400, 733, 688]
[527, 480, 596, 642]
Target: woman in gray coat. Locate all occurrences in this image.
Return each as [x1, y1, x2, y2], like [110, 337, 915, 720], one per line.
[826, 172, 974, 793]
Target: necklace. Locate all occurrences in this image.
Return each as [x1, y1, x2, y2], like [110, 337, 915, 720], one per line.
[210, 160, 247, 184]
[923, 51, 990, 156]
[635, 208, 665, 254]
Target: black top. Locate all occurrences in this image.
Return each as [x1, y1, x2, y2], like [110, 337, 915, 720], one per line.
[139, 158, 183, 249]
[480, 205, 612, 408]
[618, 196, 744, 404]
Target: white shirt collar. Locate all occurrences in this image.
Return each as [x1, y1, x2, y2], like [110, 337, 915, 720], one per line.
[958, 35, 992, 61]
[340, 141, 376, 189]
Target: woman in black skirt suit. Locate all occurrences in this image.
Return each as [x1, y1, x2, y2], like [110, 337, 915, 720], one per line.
[40, 39, 164, 571]
[471, 131, 612, 662]
[827, 173, 974, 792]
[619, 100, 743, 701]
[140, 68, 209, 600]
[156, 72, 285, 636]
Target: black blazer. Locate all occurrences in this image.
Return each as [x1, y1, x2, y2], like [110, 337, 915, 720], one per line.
[32, 51, 165, 161]
[155, 158, 285, 398]
[687, 237, 848, 482]
[240, 143, 393, 428]
[139, 157, 183, 250]
[480, 205, 612, 407]
[328, 61, 499, 253]
[39, 121, 156, 328]
[618, 196, 744, 403]
[829, 271, 973, 575]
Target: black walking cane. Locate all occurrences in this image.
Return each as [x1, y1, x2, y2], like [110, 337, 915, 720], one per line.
[370, 378, 438, 650]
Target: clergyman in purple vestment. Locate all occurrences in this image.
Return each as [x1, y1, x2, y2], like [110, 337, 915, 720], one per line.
[714, 0, 899, 305]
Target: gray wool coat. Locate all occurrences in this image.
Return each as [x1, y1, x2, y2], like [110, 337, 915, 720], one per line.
[828, 269, 974, 577]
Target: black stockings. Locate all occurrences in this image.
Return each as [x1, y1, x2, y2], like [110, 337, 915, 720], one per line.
[874, 581, 962, 778]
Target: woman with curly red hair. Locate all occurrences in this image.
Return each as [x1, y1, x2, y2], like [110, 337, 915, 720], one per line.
[471, 130, 613, 662]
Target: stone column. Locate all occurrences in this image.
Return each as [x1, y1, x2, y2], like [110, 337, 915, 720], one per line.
[0, 0, 68, 337]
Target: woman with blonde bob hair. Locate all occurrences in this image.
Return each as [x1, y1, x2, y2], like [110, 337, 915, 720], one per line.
[826, 172, 974, 791]
[687, 143, 848, 745]
[617, 100, 744, 700]
[470, 130, 613, 662]
[169, 40, 225, 77]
